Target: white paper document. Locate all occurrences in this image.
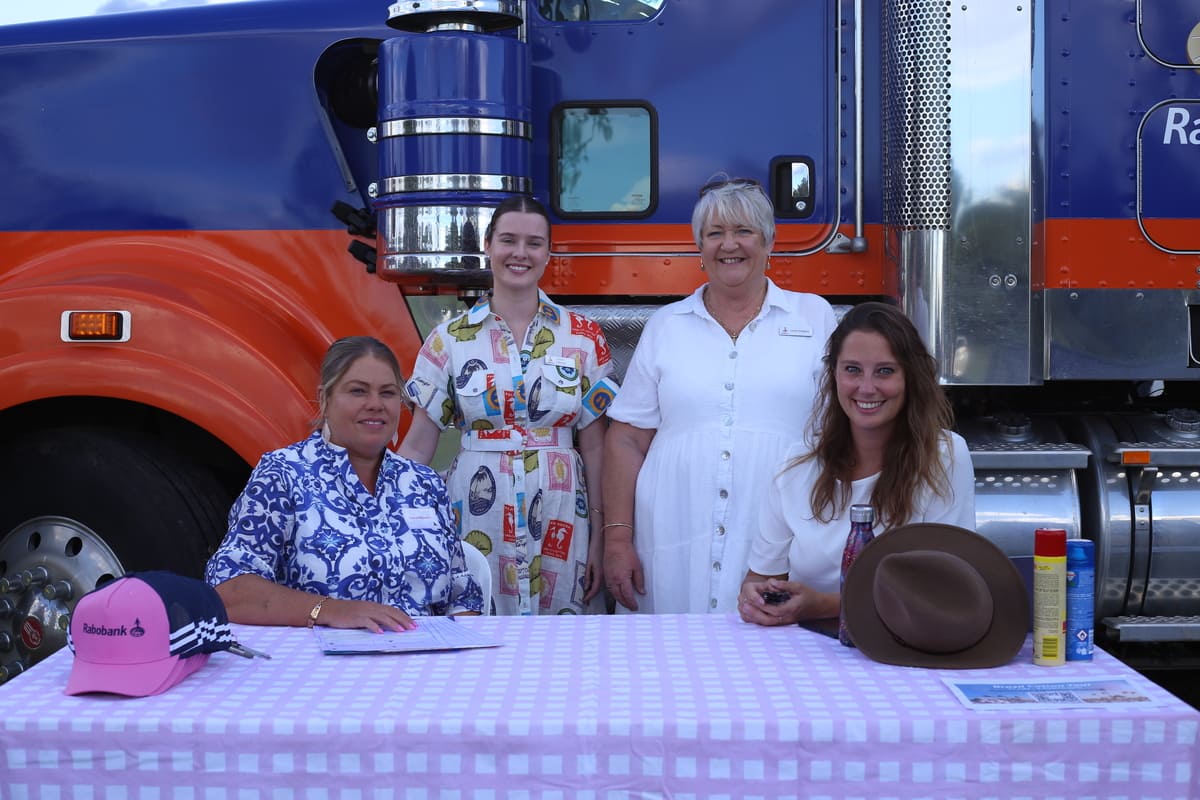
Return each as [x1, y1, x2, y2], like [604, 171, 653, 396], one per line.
[942, 675, 1160, 710]
[313, 617, 501, 655]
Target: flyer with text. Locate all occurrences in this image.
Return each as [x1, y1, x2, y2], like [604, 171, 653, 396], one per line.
[942, 676, 1160, 710]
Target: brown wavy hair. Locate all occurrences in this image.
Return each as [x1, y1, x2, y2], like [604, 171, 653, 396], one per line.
[793, 302, 954, 528]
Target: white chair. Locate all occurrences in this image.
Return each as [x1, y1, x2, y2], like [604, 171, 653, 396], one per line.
[460, 540, 493, 615]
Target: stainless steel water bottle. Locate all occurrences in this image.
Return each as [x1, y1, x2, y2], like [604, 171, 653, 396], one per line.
[838, 504, 876, 647]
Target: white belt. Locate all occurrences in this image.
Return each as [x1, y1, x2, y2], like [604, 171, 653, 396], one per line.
[460, 427, 569, 452]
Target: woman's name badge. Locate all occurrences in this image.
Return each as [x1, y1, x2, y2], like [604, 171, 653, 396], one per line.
[545, 355, 575, 368]
[778, 326, 813, 337]
[402, 507, 440, 528]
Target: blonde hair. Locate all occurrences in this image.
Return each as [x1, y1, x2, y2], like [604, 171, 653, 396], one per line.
[690, 174, 775, 249]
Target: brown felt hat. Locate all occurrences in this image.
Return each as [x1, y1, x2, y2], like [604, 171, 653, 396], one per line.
[842, 523, 1029, 669]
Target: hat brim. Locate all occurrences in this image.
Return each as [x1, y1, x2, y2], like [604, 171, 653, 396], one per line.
[842, 523, 1030, 669]
[65, 652, 209, 697]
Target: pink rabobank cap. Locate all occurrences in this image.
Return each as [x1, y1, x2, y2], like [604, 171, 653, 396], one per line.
[65, 571, 252, 697]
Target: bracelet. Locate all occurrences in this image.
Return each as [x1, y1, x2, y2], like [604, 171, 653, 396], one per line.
[307, 597, 328, 629]
[602, 522, 633, 531]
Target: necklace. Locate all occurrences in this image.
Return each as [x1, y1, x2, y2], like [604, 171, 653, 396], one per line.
[703, 283, 768, 343]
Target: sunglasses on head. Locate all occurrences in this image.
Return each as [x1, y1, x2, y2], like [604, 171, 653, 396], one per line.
[698, 177, 763, 198]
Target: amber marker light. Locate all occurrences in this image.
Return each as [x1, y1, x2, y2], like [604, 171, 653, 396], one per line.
[1120, 450, 1152, 466]
[60, 310, 131, 342]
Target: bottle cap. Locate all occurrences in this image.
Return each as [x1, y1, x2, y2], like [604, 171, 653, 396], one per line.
[1066, 539, 1094, 565]
[1035, 528, 1067, 557]
[850, 504, 875, 523]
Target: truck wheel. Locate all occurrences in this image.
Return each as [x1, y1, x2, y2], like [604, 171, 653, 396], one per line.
[0, 427, 233, 678]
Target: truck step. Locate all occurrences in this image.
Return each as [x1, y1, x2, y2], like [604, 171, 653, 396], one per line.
[1102, 615, 1200, 642]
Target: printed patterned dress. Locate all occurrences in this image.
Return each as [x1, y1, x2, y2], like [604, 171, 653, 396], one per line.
[405, 291, 618, 615]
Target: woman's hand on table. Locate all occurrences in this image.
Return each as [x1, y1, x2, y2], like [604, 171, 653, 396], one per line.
[318, 598, 417, 633]
[604, 535, 645, 611]
[738, 577, 831, 627]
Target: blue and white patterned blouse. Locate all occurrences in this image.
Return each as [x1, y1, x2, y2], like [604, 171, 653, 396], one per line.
[206, 432, 483, 616]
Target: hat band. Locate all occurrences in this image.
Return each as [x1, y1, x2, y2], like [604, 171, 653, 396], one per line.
[887, 625, 984, 656]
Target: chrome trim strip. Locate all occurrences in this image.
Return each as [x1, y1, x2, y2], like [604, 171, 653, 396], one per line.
[388, 0, 522, 17]
[386, 0, 523, 33]
[1103, 616, 1200, 642]
[852, 0, 864, 239]
[380, 254, 487, 273]
[378, 118, 532, 139]
[378, 205, 492, 257]
[969, 446, 1090, 471]
[378, 174, 530, 194]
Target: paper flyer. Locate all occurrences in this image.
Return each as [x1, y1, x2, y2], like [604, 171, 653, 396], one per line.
[942, 675, 1161, 710]
[313, 617, 501, 655]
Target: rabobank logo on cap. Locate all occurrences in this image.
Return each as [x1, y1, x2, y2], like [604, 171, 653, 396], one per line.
[81, 622, 129, 636]
[79, 618, 145, 638]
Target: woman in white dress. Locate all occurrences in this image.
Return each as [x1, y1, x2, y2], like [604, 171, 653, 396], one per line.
[738, 302, 976, 626]
[602, 177, 837, 613]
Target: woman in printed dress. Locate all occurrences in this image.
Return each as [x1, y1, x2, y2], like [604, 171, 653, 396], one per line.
[400, 195, 618, 615]
[207, 336, 483, 630]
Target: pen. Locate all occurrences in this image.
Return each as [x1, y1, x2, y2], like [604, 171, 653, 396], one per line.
[228, 642, 273, 660]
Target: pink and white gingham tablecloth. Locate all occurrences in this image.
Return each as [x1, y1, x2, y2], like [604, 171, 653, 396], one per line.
[1, 613, 1197, 799]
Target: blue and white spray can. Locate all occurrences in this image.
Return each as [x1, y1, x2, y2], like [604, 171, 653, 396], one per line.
[1066, 539, 1095, 661]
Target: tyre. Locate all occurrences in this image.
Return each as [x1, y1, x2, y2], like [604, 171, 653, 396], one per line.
[0, 427, 234, 676]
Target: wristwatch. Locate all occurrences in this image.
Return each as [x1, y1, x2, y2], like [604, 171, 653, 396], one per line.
[307, 597, 328, 628]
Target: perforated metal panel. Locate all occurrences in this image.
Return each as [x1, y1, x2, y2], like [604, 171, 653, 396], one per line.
[882, 0, 952, 231]
[887, 2, 1036, 388]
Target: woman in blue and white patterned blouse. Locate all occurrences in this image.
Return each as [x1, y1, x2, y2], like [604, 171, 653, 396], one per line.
[206, 336, 483, 631]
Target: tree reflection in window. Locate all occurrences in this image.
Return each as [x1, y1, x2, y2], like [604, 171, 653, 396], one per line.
[560, 108, 614, 199]
[556, 106, 653, 215]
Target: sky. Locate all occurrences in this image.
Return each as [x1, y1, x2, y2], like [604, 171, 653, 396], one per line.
[0, 0, 253, 27]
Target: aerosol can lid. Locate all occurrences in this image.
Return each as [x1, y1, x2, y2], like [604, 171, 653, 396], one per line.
[1034, 528, 1067, 558]
[1066, 539, 1094, 565]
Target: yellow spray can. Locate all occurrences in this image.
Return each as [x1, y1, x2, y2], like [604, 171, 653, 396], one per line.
[1033, 528, 1067, 666]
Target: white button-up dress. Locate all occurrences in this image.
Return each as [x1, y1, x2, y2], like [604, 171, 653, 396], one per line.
[607, 280, 837, 613]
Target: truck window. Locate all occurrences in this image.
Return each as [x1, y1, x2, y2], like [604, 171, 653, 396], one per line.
[552, 104, 656, 217]
[538, 0, 664, 22]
